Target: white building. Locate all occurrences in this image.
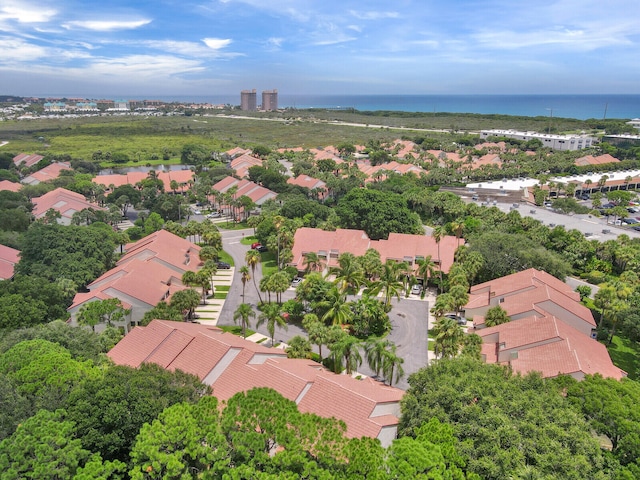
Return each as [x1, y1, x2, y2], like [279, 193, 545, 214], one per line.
[480, 129, 594, 151]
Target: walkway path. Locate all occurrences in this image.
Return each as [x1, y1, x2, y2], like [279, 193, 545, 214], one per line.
[194, 267, 234, 326]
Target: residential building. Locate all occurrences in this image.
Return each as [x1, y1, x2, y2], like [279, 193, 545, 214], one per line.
[574, 153, 620, 167]
[92, 169, 195, 193]
[31, 187, 105, 225]
[466, 268, 596, 336]
[68, 230, 201, 325]
[212, 177, 277, 207]
[229, 153, 263, 178]
[108, 320, 404, 446]
[13, 153, 44, 168]
[480, 129, 594, 151]
[0, 244, 20, 280]
[22, 162, 72, 185]
[240, 89, 257, 111]
[262, 89, 278, 111]
[463, 268, 623, 380]
[290, 227, 459, 275]
[0, 180, 21, 192]
[286, 175, 328, 198]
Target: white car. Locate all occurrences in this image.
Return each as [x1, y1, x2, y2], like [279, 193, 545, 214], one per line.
[411, 284, 423, 295]
[291, 277, 303, 287]
[193, 209, 201, 215]
[207, 212, 221, 218]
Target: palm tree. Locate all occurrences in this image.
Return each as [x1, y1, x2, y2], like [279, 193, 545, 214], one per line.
[430, 293, 454, 320]
[239, 265, 251, 300]
[381, 344, 404, 386]
[302, 252, 325, 274]
[319, 287, 353, 326]
[364, 337, 391, 378]
[331, 252, 366, 295]
[416, 255, 437, 290]
[432, 226, 447, 293]
[257, 303, 288, 346]
[285, 335, 312, 359]
[302, 313, 330, 361]
[449, 220, 464, 248]
[233, 303, 256, 338]
[329, 334, 362, 375]
[366, 260, 406, 307]
[431, 316, 464, 359]
[245, 249, 263, 304]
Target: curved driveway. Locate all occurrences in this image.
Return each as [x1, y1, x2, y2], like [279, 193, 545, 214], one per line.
[217, 227, 430, 390]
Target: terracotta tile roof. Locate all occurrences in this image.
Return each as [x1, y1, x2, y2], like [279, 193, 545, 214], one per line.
[290, 227, 459, 274]
[475, 312, 624, 380]
[230, 154, 262, 178]
[225, 147, 252, 158]
[120, 230, 201, 273]
[22, 162, 71, 185]
[212, 177, 277, 205]
[0, 180, 21, 192]
[574, 154, 620, 166]
[13, 153, 44, 168]
[107, 320, 404, 445]
[287, 175, 327, 191]
[0, 244, 20, 280]
[92, 170, 194, 192]
[31, 187, 105, 221]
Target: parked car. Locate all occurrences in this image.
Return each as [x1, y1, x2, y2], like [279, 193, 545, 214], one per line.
[193, 209, 202, 215]
[411, 284, 423, 295]
[632, 226, 640, 232]
[251, 242, 261, 249]
[580, 194, 590, 200]
[207, 211, 221, 218]
[445, 313, 467, 326]
[291, 277, 303, 287]
[623, 218, 639, 225]
[255, 245, 268, 252]
[216, 261, 231, 269]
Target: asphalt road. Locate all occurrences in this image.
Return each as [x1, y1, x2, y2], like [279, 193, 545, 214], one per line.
[215, 227, 430, 390]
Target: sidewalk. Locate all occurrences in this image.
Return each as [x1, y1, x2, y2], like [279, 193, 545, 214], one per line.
[194, 267, 234, 326]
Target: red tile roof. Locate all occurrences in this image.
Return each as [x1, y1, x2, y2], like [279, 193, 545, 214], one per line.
[31, 187, 105, 221]
[22, 162, 71, 185]
[230, 154, 262, 178]
[476, 316, 624, 379]
[92, 170, 195, 192]
[574, 154, 620, 166]
[0, 244, 20, 280]
[0, 180, 22, 192]
[120, 229, 201, 273]
[290, 227, 459, 274]
[13, 153, 44, 168]
[286, 175, 327, 191]
[108, 320, 404, 445]
[212, 177, 277, 205]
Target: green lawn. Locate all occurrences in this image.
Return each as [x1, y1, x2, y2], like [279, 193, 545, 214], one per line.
[213, 292, 227, 300]
[606, 335, 640, 380]
[216, 221, 249, 231]
[240, 235, 259, 246]
[217, 325, 256, 337]
[217, 250, 234, 266]
[261, 251, 278, 276]
[215, 285, 230, 292]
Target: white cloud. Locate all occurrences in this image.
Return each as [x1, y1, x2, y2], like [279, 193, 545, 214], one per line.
[0, 2, 57, 23]
[88, 55, 205, 78]
[202, 37, 232, 50]
[349, 10, 399, 20]
[266, 37, 283, 48]
[62, 19, 151, 32]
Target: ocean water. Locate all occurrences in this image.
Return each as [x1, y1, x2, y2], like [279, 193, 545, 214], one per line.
[129, 94, 640, 121]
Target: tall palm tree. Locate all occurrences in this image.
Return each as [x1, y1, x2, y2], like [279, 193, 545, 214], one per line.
[329, 334, 362, 375]
[302, 252, 325, 274]
[302, 313, 330, 361]
[365, 260, 406, 307]
[245, 249, 263, 304]
[319, 287, 353, 326]
[431, 226, 447, 293]
[381, 344, 404, 386]
[416, 255, 437, 289]
[257, 303, 288, 346]
[364, 337, 391, 378]
[239, 265, 251, 300]
[233, 303, 256, 338]
[331, 252, 366, 295]
[431, 316, 464, 359]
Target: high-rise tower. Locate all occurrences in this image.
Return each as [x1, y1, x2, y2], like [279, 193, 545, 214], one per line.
[261, 89, 278, 111]
[240, 89, 257, 111]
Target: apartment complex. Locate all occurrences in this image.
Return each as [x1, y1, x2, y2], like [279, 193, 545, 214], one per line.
[262, 89, 278, 111]
[480, 129, 594, 151]
[240, 89, 257, 111]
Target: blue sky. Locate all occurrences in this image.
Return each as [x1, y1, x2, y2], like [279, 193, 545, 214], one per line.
[0, 0, 638, 97]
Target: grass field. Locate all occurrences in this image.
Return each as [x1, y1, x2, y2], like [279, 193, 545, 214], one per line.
[607, 335, 640, 380]
[0, 109, 609, 163]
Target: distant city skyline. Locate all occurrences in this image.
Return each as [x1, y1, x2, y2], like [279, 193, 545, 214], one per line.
[0, 0, 638, 97]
